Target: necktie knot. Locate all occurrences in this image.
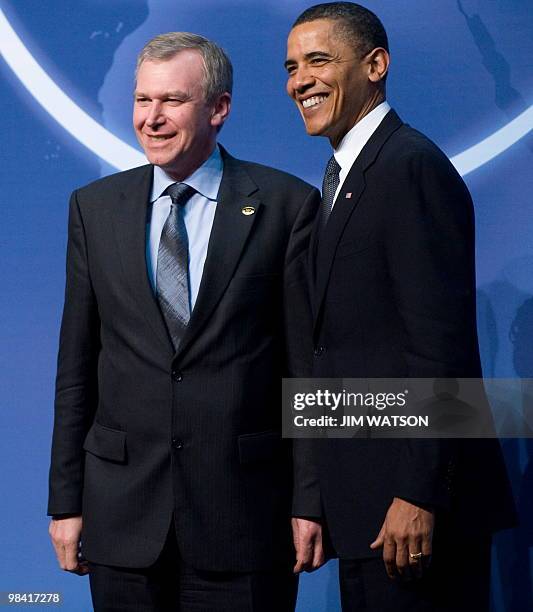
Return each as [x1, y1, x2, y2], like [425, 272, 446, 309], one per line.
[325, 155, 341, 181]
[166, 183, 195, 206]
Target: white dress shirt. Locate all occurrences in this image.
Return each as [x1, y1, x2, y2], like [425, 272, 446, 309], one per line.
[146, 145, 223, 310]
[332, 101, 391, 207]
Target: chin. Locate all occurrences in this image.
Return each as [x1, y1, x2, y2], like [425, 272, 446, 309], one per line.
[147, 152, 174, 167]
[304, 124, 327, 138]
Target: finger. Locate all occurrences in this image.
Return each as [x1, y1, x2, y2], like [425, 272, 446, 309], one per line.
[293, 554, 311, 574]
[370, 523, 386, 550]
[382, 537, 397, 580]
[312, 537, 325, 571]
[293, 539, 313, 573]
[421, 531, 433, 570]
[292, 521, 303, 573]
[291, 518, 299, 551]
[52, 540, 67, 570]
[63, 540, 81, 572]
[395, 537, 412, 581]
[293, 551, 303, 573]
[408, 536, 423, 579]
[50, 531, 69, 570]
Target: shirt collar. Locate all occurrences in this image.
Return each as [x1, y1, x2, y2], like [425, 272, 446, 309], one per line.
[334, 101, 391, 171]
[150, 144, 223, 203]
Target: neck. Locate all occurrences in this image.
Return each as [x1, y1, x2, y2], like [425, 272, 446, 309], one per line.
[162, 141, 217, 182]
[329, 91, 386, 149]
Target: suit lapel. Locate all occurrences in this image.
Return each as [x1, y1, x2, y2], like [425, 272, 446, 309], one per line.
[173, 148, 261, 361]
[307, 204, 321, 314]
[312, 110, 404, 333]
[112, 164, 174, 354]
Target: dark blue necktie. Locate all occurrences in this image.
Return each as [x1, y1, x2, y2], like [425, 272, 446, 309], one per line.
[156, 183, 195, 350]
[320, 155, 341, 230]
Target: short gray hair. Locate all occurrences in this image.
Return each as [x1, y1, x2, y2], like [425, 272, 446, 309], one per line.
[136, 32, 233, 103]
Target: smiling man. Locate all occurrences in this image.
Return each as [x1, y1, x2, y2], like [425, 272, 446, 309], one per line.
[285, 3, 516, 611]
[48, 32, 320, 611]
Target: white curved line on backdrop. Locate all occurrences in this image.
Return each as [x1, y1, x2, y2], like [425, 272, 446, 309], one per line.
[1, 8, 532, 175]
[0, 9, 146, 170]
[452, 106, 533, 175]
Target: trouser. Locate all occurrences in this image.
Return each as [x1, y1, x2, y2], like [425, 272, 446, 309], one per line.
[88, 523, 297, 612]
[339, 534, 492, 611]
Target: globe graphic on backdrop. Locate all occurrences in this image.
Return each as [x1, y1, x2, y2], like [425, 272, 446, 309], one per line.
[100, 0, 533, 184]
[2, 0, 532, 186]
[1, 2, 532, 610]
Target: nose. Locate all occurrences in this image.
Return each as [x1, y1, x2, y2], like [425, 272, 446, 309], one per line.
[289, 66, 315, 95]
[146, 101, 165, 127]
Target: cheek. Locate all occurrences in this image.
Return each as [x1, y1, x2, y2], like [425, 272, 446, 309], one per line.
[286, 77, 299, 100]
[286, 79, 293, 97]
[168, 108, 195, 131]
[132, 108, 145, 130]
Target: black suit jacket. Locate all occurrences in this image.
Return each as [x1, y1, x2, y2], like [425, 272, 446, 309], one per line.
[293, 110, 516, 559]
[48, 148, 320, 571]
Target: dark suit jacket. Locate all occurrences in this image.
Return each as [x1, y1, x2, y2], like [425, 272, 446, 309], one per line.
[48, 148, 320, 571]
[293, 110, 516, 559]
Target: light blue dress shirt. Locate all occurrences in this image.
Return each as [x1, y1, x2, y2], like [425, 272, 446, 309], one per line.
[146, 145, 223, 310]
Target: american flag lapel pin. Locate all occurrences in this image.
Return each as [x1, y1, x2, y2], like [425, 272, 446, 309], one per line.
[345, 192, 352, 199]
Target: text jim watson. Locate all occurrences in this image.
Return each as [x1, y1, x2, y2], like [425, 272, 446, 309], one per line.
[294, 414, 429, 428]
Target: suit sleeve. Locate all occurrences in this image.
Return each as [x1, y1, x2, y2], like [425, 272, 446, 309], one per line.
[385, 148, 479, 509]
[283, 186, 324, 518]
[48, 191, 100, 515]
[283, 186, 320, 377]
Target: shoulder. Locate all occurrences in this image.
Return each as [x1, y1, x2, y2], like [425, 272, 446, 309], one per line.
[377, 124, 473, 218]
[230, 156, 317, 198]
[74, 165, 152, 200]
[384, 124, 459, 178]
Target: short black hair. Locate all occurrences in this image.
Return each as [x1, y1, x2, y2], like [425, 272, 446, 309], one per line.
[293, 2, 389, 56]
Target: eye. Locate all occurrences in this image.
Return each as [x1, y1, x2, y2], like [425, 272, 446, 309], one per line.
[286, 64, 297, 75]
[309, 57, 328, 66]
[135, 97, 150, 105]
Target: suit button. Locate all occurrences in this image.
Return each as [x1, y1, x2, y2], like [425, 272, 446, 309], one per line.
[171, 370, 183, 382]
[172, 438, 183, 450]
[313, 346, 324, 357]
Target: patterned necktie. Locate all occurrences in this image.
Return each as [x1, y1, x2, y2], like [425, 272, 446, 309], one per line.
[320, 155, 341, 229]
[156, 182, 195, 350]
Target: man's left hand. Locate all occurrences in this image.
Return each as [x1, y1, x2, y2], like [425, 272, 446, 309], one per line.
[291, 517, 325, 573]
[370, 497, 434, 580]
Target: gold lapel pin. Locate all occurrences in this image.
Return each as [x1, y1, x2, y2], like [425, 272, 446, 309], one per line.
[241, 206, 255, 216]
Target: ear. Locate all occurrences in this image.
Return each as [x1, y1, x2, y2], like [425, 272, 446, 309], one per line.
[210, 92, 232, 128]
[367, 47, 390, 83]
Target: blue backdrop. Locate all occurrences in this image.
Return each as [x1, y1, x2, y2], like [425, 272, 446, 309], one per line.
[1, 1, 532, 610]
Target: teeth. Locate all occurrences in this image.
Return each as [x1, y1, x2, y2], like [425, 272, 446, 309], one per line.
[302, 95, 327, 109]
[149, 135, 170, 140]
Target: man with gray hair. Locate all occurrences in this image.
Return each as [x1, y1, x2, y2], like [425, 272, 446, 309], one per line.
[48, 31, 319, 611]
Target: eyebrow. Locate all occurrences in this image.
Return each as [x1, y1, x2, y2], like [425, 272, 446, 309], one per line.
[284, 51, 333, 69]
[133, 90, 189, 98]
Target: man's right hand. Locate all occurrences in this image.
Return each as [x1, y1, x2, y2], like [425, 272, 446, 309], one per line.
[49, 515, 88, 575]
[292, 517, 325, 573]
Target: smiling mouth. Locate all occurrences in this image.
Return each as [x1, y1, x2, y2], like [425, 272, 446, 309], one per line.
[301, 94, 328, 109]
[145, 134, 173, 141]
